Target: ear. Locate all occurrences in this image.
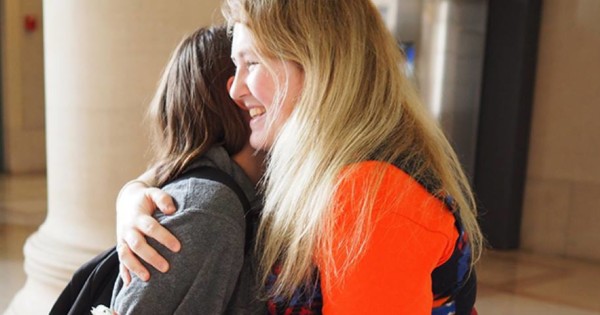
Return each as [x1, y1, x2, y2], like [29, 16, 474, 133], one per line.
[227, 76, 235, 93]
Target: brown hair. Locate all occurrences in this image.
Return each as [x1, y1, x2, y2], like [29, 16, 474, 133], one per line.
[148, 26, 249, 186]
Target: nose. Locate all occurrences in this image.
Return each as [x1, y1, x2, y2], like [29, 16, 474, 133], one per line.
[226, 76, 245, 110]
[228, 71, 247, 109]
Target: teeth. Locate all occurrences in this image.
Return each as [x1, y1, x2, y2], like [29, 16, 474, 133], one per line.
[249, 107, 266, 118]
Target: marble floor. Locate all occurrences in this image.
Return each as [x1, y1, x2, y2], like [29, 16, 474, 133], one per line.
[0, 173, 47, 312]
[477, 251, 600, 314]
[1, 173, 600, 314]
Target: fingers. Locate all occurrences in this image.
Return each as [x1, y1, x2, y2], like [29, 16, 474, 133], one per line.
[115, 182, 180, 281]
[117, 240, 150, 281]
[119, 262, 132, 286]
[122, 228, 171, 273]
[146, 187, 176, 215]
[137, 215, 181, 253]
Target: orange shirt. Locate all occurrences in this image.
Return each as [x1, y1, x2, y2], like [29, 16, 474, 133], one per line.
[319, 161, 458, 314]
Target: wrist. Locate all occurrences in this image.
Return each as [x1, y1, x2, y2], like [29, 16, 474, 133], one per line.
[123, 179, 150, 190]
[117, 179, 150, 205]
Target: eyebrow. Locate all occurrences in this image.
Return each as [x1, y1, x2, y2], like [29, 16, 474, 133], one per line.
[231, 50, 249, 60]
[231, 49, 254, 67]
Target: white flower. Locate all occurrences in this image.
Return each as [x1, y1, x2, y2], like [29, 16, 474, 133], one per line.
[91, 304, 114, 315]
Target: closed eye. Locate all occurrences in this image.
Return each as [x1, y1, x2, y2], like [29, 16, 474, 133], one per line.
[246, 61, 258, 70]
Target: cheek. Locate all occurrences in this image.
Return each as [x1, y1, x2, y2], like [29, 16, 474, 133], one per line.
[281, 80, 303, 117]
[279, 100, 296, 122]
[248, 71, 275, 106]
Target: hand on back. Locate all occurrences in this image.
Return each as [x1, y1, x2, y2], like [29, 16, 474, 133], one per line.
[115, 181, 179, 284]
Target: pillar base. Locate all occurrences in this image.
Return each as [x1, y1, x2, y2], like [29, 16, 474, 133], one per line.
[4, 226, 102, 314]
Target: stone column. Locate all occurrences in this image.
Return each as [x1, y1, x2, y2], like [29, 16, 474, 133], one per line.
[4, 1, 223, 314]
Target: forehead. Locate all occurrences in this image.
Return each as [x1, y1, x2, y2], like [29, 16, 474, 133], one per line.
[231, 23, 256, 58]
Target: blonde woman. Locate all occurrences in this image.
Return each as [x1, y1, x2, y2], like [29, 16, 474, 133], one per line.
[116, 1, 483, 314]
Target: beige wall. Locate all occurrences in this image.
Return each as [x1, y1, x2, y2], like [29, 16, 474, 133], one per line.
[522, 0, 600, 261]
[0, 0, 227, 175]
[0, 1, 225, 225]
[1, 0, 46, 173]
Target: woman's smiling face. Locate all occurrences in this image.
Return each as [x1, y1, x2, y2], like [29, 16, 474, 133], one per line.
[229, 23, 304, 151]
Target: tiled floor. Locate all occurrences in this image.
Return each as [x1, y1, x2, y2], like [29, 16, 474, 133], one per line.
[1, 173, 600, 314]
[477, 250, 600, 314]
[0, 173, 46, 312]
[0, 224, 37, 312]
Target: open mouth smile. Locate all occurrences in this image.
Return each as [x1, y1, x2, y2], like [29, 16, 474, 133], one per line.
[249, 107, 266, 118]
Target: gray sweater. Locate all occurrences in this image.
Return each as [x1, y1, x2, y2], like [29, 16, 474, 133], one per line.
[111, 147, 265, 314]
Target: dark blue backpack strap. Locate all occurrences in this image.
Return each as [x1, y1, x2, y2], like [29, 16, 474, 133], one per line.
[431, 196, 477, 315]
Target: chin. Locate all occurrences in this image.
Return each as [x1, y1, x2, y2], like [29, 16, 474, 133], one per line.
[249, 136, 268, 151]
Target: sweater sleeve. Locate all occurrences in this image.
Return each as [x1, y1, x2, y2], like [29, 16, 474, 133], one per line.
[320, 161, 458, 315]
[112, 180, 246, 315]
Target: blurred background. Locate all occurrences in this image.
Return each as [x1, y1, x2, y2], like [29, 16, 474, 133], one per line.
[1, 0, 599, 314]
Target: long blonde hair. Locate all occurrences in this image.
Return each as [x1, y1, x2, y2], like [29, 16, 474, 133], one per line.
[224, 0, 483, 298]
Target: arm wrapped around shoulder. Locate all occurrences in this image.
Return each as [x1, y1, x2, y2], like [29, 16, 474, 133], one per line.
[112, 180, 247, 315]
